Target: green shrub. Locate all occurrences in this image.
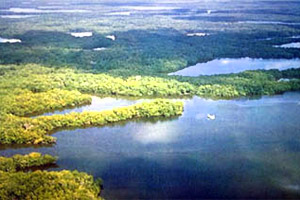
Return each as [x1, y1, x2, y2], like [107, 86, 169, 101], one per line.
[0, 170, 102, 200]
[0, 100, 184, 145]
[0, 89, 91, 117]
[0, 152, 57, 172]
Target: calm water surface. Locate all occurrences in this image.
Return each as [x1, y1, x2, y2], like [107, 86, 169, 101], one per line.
[37, 96, 145, 117]
[1, 92, 300, 199]
[169, 58, 300, 76]
[275, 42, 300, 49]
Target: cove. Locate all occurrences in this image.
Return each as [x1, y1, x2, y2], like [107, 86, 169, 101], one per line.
[36, 96, 145, 117]
[1, 92, 300, 199]
[168, 58, 300, 76]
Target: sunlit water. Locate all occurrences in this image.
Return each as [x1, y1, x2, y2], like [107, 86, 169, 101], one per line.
[1, 92, 300, 199]
[120, 6, 179, 11]
[237, 21, 300, 25]
[105, 12, 131, 16]
[0, 15, 36, 18]
[169, 58, 300, 76]
[274, 42, 300, 49]
[70, 32, 93, 38]
[93, 47, 107, 51]
[35, 96, 145, 117]
[3, 8, 90, 13]
[0, 37, 21, 43]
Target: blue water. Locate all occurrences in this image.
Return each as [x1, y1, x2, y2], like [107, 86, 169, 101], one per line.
[1, 92, 300, 199]
[169, 58, 300, 76]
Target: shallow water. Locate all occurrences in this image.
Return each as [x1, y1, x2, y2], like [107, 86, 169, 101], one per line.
[275, 42, 300, 49]
[1, 92, 300, 199]
[169, 58, 300, 76]
[36, 96, 145, 117]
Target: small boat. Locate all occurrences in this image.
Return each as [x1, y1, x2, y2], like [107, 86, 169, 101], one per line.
[207, 114, 216, 120]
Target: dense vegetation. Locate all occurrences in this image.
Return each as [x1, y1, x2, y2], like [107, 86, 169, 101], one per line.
[1, 64, 299, 145]
[0, 64, 195, 98]
[0, 153, 102, 199]
[1, 30, 299, 75]
[0, 64, 299, 145]
[0, 89, 91, 117]
[1, 1, 300, 198]
[0, 170, 102, 200]
[0, 152, 57, 172]
[173, 68, 300, 97]
[1, 99, 183, 144]
[0, 0, 299, 76]
[1, 64, 300, 100]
